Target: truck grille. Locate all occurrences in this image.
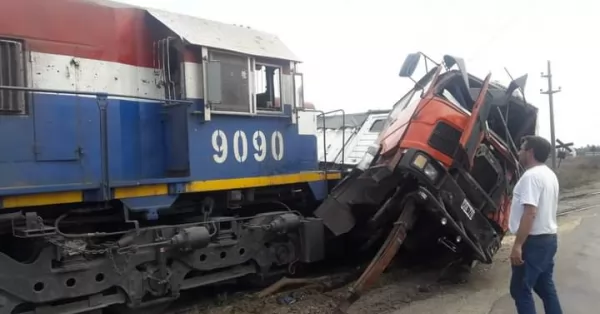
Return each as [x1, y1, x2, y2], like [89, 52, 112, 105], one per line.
[428, 121, 462, 157]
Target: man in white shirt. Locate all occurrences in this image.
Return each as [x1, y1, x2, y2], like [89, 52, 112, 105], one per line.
[509, 135, 563, 314]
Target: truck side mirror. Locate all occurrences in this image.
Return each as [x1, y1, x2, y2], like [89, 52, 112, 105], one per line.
[502, 74, 528, 106]
[443, 55, 470, 90]
[507, 74, 528, 97]
[399, 53, 421, 78]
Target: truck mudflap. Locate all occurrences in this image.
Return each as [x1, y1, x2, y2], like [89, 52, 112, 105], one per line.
[314, 166, 401, 236]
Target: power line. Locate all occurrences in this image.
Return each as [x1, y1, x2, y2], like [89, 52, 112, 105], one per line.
[540, 60, 561, 170]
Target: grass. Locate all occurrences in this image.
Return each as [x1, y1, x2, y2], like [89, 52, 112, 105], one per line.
[554, 156, 600, 191]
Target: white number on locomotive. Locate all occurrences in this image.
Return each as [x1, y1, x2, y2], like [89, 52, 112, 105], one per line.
[211, 130, 285, 163]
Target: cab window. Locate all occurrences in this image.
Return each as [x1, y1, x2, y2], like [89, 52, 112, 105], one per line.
[208, 50, 251, 113]
[255, 63, 282, 111]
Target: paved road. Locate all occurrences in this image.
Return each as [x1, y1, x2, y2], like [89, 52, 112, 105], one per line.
[387, 192, 600, 314]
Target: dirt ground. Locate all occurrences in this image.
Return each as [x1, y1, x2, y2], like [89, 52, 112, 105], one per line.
[555, 156, 600, 191]
[173, 157, 600, 314]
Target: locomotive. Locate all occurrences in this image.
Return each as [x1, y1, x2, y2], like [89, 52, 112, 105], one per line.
[0, 1, 341, 313]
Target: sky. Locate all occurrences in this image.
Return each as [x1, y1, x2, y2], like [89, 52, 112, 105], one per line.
[119, 0, 600, 147]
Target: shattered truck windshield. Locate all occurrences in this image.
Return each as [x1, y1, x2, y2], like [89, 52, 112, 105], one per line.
[385, 67, 438, 128]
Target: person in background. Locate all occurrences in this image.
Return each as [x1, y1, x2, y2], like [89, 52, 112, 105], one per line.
[509, 135, 563, 314]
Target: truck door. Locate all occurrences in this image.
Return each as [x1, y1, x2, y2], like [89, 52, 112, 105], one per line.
[459, 73, 492, 167]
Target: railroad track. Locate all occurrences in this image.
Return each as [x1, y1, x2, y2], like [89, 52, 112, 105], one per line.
[558, 190, 600, 217]
[558, 203, 600, 217]
[162, 267, 362, 314]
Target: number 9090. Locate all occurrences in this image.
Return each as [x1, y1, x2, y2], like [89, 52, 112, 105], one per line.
[211, 130, 284, 164]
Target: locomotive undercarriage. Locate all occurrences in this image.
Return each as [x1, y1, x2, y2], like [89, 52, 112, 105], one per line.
[0, 185, 327, 314]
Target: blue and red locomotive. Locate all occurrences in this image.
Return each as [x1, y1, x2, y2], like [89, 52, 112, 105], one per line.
[0, 0, 340, 313]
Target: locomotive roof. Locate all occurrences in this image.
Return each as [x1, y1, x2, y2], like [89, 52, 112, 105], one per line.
[83, 0, 300, 61]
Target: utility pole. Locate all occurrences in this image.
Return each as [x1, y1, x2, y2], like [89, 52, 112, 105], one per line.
[540, 60, 561, 170]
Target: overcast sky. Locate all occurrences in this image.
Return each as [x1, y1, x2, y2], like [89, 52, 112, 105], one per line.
[119, 0, 599, 146]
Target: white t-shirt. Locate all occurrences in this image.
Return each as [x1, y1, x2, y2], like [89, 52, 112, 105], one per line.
[508, 164, 559, 235]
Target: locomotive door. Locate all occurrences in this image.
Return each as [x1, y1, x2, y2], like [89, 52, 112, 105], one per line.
[156, 37, 190, 177]
[33, 97, 81, 162]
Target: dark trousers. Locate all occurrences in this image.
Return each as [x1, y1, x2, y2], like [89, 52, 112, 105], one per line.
[510, 233, 563, 314]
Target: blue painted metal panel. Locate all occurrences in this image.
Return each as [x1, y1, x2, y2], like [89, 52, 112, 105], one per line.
[308, 180, 328, 201]
[0, 109, 34, 163]
[186, 113, 318, 179]
[138, 101, 167, 178]
[0, 93, 321, 197]
[0, 95, 134, 193]
[108, 99, 168, 183]
[163, 104, 190, 176]
[117, 100, 140, 181]
[0, 95, 99, 190]
[33, 95, 80, 161]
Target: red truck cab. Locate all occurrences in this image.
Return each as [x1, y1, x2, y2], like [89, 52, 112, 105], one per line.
[315, 53, 538, 266]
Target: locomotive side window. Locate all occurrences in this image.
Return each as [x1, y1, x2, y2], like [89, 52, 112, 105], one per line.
[0, 39, 26, 115]
[208, 50, 251, 113]
[255, 63, 282, 111]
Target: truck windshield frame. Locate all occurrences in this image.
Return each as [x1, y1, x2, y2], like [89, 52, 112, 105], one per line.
[384, 67, 439, 128]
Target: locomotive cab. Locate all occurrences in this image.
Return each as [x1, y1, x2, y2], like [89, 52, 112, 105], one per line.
[153, 26, 304, 117]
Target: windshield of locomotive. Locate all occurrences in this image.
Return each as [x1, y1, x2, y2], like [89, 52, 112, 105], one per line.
[384, 67, 438, 129]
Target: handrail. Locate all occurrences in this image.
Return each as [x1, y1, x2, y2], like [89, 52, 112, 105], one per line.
[299, 108, 347, 172]
[0, 85, 194, 104]
[319, 109, 346, 170]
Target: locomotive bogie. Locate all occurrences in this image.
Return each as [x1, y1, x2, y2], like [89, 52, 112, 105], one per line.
[0, 202, 326, 314]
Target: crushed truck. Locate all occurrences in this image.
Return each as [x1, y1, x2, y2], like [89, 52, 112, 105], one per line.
[317, 110, 390, 172]
[313, 53, 538, 313]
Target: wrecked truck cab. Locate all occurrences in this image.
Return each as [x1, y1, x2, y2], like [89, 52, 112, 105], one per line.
[316, 52, 537, 265]
[324, 53, 538, 313]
